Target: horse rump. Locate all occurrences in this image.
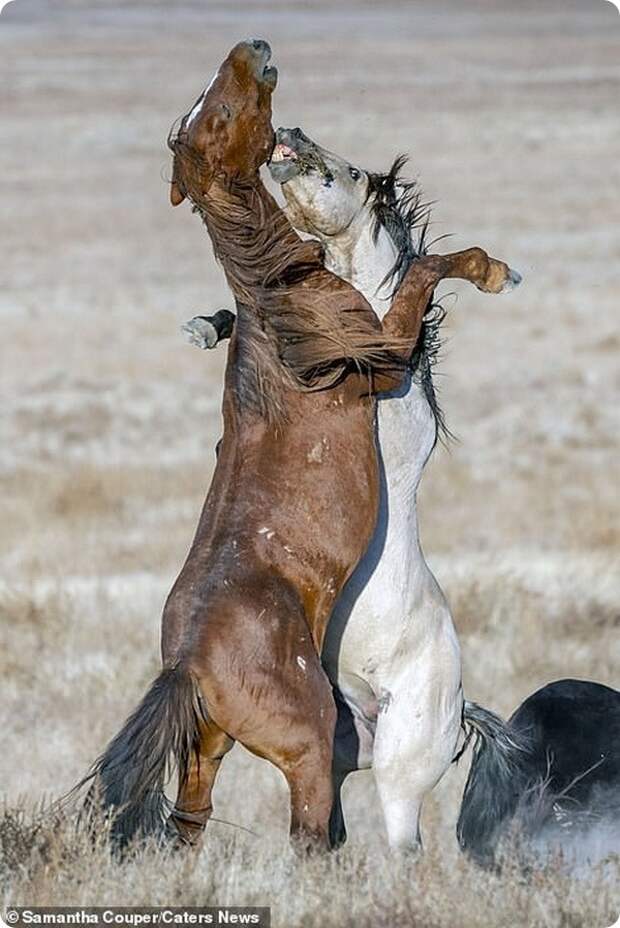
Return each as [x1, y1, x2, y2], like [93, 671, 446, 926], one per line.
[458, 681, 620, 868]
[74, 665, 206, 850]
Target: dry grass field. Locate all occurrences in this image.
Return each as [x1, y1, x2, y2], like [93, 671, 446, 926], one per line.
[1, 0, 619, 925]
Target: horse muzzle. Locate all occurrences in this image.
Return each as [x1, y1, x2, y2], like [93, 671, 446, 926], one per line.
[245, 39, 278, 89]
[268, 126, 316, 183]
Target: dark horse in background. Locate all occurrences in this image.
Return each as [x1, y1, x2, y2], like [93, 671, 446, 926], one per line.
[78, 39, 520, 851]
[458, 679, 620, 866]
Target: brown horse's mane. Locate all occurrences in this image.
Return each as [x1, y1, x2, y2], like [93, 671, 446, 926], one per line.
[169, 131, 409, 419]
[168, 130, 321, 298]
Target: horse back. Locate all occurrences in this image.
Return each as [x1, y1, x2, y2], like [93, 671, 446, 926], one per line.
[510, 678, 620, 798]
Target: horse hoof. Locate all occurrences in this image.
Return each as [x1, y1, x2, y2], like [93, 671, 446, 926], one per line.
[181, 317, 219, 349]
[500, 267, 523, 293]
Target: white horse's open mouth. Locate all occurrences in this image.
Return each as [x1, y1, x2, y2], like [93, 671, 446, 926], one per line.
[268, 131, 307, 183]
[271, 143, 298, 163]
[268, 128, 324, 183]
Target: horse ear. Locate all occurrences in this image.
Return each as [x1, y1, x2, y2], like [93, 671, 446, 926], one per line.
[170, 154, 186, 207]
[170, 181, 186, 207]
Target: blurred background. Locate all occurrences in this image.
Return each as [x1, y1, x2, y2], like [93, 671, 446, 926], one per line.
[1, 0, 619, 865]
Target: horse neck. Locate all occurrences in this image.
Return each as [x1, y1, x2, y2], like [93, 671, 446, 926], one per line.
[322, 209, 398, 318]
[321, 202, 437, 491]
[203, 178, 302, 304]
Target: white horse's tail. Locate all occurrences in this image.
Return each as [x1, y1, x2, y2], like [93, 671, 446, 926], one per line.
[457, 701, 533, 864]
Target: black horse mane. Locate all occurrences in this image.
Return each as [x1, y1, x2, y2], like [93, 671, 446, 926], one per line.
[367, 155, 450, 443]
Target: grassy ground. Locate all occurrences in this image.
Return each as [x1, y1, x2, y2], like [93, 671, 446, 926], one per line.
[1, 1, 619, 925]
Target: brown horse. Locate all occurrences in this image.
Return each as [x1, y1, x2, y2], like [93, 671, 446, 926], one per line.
[81, 39, 518, 851]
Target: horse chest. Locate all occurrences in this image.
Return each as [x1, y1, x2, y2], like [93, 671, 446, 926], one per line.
[323, 378, 440, 681]
[377, 377, 436, 494]
[321, 230, 447, 689]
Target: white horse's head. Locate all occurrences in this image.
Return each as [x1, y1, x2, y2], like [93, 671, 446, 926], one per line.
[269, 127, 447, 441]
[269, 128, 429, 281]
[269, 127, 372, 238]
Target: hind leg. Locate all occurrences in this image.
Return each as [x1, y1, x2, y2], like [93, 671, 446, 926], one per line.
[199, 647, 337, 849]
[373, 666, 463, 851]
[329, 768, 349, 849]
[238, 700, 336, 851]
[373, 704, 455, 851]
[184, 584, 339, 851]
[280, 736, 337, 851]
[261, 665, 338, 851]
[167, 720, 234, 847]
[328, 687, 376, 847]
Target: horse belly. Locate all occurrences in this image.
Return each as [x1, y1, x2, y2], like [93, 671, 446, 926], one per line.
[231, 401, 381, 628]
[279, 411, 380, 564]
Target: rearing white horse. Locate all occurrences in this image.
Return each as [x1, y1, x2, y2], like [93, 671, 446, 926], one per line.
[184, 127, 522, 850]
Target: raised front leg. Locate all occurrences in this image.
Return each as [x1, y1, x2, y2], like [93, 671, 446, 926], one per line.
[383, 248, 521, 345]
[369, 248, 520, 393]
[182, 309, 236, 350]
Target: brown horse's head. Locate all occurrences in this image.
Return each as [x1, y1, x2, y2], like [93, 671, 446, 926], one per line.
[169, 39, 277, 205]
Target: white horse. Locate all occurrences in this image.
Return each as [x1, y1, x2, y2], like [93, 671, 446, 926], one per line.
[184, 128, 522, 850]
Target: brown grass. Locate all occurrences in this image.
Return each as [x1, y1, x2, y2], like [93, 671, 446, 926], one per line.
[1, 803, 618, 927]
[1, 566, 618, 924]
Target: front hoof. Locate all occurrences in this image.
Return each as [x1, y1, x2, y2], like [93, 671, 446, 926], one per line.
[181, 316, 219, 349]
[500, 267, 523, 293]
[479, 260, 523, 295]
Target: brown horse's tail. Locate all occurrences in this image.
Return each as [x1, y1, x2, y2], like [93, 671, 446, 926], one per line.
[77, 666, 205, 849]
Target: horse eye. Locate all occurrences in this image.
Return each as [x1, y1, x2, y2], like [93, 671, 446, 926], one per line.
[220, 103, 232, 120]
[349, 167, 361, 181]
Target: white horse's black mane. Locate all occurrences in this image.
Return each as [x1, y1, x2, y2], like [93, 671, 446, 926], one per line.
[367, 155, 450, 443]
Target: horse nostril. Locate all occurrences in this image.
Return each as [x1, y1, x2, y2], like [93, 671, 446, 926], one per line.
[291, 127, 302, 139]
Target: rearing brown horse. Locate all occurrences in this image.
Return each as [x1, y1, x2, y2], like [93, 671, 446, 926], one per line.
[81, 39, 518, 850]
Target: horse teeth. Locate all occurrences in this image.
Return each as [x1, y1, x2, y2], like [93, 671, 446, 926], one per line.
[273, 144, 296, 161]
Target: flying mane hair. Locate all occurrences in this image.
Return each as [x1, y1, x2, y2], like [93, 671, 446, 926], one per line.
[167, 129, 413, 420]
[367, 154, 450, 442]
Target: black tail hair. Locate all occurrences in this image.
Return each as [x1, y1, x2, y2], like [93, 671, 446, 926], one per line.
[77, 666, 206, 849]
[367, 154, 451, 445]
[457, 701, 534, 866]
